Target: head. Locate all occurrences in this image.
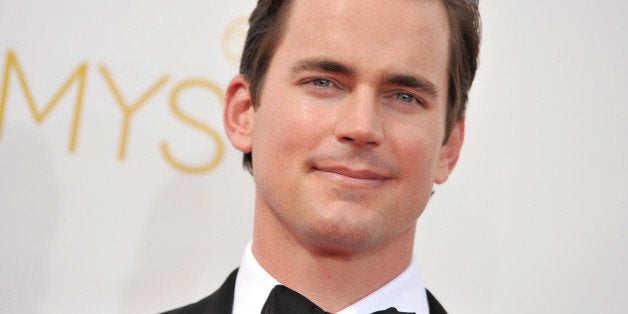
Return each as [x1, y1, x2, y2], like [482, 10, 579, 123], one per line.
[224, 0, 477, 254]
[239, 0, 481, 173]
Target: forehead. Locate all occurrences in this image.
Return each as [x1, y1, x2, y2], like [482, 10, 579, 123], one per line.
[273, 0, 450, 93]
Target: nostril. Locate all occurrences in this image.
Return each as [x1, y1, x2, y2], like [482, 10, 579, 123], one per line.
[333, 105, 384, 146]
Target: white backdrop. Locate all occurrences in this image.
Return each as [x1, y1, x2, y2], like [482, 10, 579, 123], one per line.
[1, 1, 627, 313]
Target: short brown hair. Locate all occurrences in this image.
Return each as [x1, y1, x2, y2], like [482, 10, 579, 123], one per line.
[239, 0, 481, 174]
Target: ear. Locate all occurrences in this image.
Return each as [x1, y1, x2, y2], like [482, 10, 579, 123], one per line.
[223, 75, 254, 153]
[434, 118, 465, 184]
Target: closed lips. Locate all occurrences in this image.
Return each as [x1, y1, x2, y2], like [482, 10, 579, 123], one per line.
[314, 166, 390, 181]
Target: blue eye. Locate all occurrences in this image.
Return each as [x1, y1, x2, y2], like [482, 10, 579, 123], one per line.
[395, 93, 415, 103]
[311, 78, 331, 88]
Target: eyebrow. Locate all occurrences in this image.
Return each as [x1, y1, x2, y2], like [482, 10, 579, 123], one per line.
[382, 73, 440, 100]
[290, 58, 355, 77]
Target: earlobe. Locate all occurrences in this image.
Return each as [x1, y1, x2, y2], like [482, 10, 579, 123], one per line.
[223, 75, 255, 153]
[434, 118, 465, 184]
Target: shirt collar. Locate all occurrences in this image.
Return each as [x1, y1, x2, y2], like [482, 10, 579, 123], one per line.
[233, 241, 429, 314]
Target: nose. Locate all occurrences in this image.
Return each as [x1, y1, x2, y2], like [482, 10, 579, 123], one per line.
[334, 89, 384, 147]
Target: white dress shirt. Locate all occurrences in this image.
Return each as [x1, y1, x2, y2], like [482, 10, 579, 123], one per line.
[232, 241, 430, 314]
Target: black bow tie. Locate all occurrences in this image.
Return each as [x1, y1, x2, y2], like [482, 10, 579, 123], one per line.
[261, 285, 415, 314]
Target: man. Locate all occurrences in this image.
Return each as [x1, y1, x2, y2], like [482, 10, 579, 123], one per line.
[165, 0, 480, 313]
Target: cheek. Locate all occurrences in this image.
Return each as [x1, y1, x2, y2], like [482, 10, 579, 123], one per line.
[393, 126, 443, 186]
[252, 96, 326, 167]
[261, 89, 333, 137]
[394, 137, 441, 223]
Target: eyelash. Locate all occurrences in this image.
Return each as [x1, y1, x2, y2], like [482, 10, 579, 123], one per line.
[303, 78, 337, 91]
[310, 78, 332, 88]
[392, 92, 424, 107]
[301, 77, 342, 97]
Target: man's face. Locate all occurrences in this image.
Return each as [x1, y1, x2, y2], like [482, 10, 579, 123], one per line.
[238, 0, 462, 252]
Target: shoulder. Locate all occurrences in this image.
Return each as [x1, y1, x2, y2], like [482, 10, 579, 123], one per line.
[159, 269, 239, 314]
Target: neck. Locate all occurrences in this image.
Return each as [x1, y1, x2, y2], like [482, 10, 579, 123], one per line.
[252, 201, 416, 312]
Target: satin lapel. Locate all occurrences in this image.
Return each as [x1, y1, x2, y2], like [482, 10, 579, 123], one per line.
[204, 268, 239, 313]
[159, 268, 239, 314]
[426, 289, 447, 314]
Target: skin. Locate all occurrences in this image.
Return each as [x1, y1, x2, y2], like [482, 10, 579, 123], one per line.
[224, 0, 464, 311]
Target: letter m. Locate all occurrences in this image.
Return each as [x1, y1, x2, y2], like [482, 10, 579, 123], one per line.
[0, 50, 88, 152]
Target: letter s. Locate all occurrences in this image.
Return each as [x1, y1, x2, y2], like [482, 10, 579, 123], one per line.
[161, 79, 225, 174]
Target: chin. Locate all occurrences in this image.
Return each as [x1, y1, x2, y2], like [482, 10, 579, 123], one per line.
[302, 218, 388, 254]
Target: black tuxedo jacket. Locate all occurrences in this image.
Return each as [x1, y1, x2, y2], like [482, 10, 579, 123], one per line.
[162, 269, 447, 314]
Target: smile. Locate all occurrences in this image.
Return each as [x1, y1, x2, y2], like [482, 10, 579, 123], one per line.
[313, 166, 390, 189]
